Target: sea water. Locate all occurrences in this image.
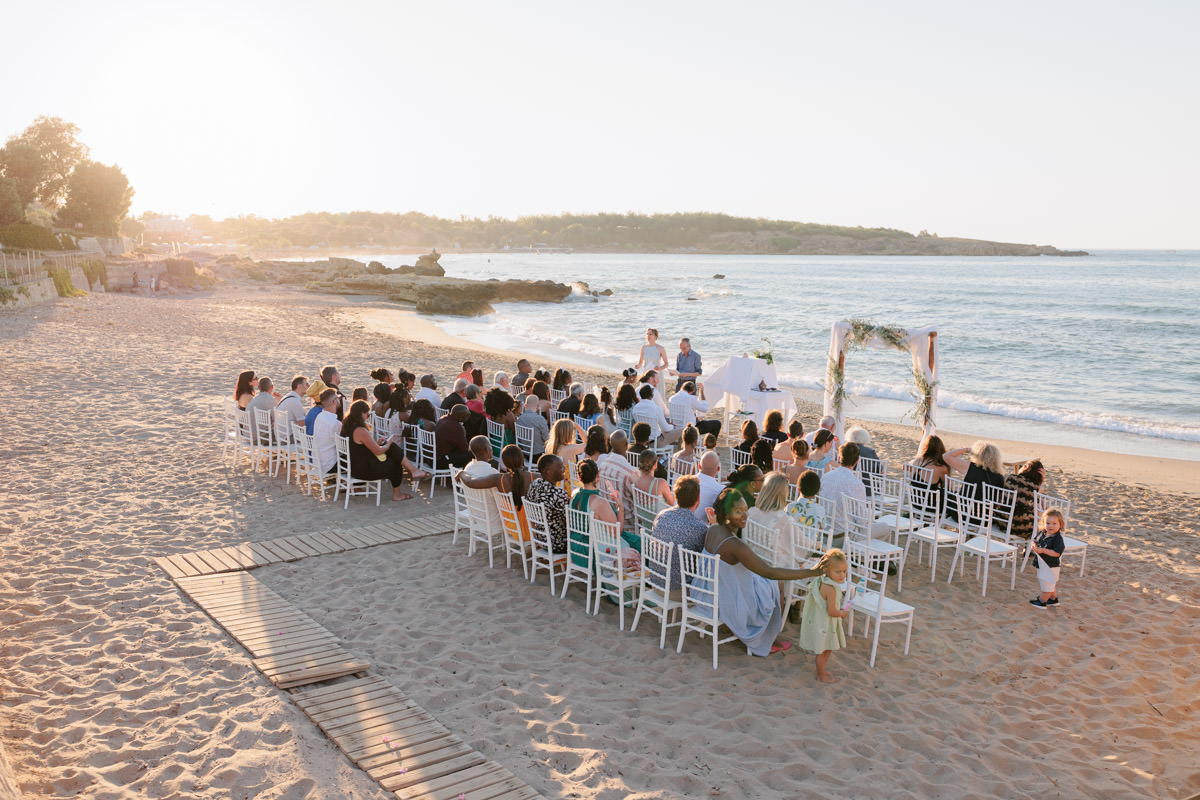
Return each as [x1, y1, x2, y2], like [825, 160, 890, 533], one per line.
[372, 251, 1200, 460]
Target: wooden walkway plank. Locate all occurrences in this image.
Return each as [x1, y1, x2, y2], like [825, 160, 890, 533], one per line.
[244, 632, 340, 658]
[293, 676, 388, 704]
[282, 535, 326, 557]
[481, 785, 542, 800]
[302, 685, 401, 719]
[154, 556, 186, 579]
[202, 548, 244, 572]
[380, 752, 487, 792]
[266, 537, 309, 561]
[321, 703, 431, 737]
[165, 553, 201, 577]
[250, 540, 291, 563]
[351, 526, 394, 545]
[296, 533, 339, 555]
[399, 763, 518, 800]
[273, 661, 369, 689]
[245, 541, 279, 565]
[340, 529, 383, 549]
[353, 731, 462, 767]
[363, 740, 475, 780]
[338, 720, 450, 761]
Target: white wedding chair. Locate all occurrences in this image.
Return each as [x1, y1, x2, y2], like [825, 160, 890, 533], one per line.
[676, 548, 738, 669]
[591, 518, 639, 629]
[946, 490, 1016, 596]
[334, 435, 381, 509]
[525, 500, 568, 595]
[846, 546, 915, 668]
[631, 535, 683, 649]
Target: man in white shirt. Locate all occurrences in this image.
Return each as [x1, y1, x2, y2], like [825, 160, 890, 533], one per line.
[246, 376, 281, 443]
[311, 389, 341, 474]
[632, 385, 678, 445]
[694, 450, 724, 523]
[668, 381, 721, 438]
[414, 374, 441, 407]
[639, 370, 670, 416]
[461, 436, 504, 537]
[276, 375, 309, 429]
[819, 442, 866, 542]
[596, 430, 640, 530]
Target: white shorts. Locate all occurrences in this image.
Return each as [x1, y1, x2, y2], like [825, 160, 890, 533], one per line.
[1036, 558, 1060, 594]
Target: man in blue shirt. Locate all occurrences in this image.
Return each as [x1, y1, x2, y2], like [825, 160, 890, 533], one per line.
[674, 337, 702, 392]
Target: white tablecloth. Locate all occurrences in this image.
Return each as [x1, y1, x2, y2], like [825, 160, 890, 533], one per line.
[739, 389, 798, 427]
[705, 356, 798, 426]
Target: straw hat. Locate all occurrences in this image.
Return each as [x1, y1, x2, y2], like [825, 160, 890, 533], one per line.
[305, 379, 328, 399]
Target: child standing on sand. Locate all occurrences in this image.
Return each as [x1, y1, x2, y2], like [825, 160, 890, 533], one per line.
[798, 548, 849, 683]
[1030, 509, 1066, 608]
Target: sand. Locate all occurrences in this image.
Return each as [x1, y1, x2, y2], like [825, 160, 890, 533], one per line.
[1, 283, 1197, 799]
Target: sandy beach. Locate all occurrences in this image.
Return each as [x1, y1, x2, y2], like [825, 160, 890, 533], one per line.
[2, 283, 1198, 799]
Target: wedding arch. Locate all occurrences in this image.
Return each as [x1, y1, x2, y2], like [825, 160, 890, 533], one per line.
[822, 319, 939, 440]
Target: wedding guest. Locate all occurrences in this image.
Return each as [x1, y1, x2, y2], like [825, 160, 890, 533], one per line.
[385, 383, 411, 422]
[635, 449, 676, 508]
[614, 383, 638, 429]
[493, 371, 511, 393]
[247, 376, 281, 442]
[726, 463, 765, 509]
[668, 381, 721, 438]
[671, 425, 700, 473]
[747, 472, 792, 563]
[632, 385, 677, 445]
[464, 384, 484, 415]
[456, 361, 475, 382]
[639, 369, 670, 415]
[557, 383, 585, 415]
[234, 370, 257, 410]
[820, 443, 866, 539]
[277, 375, 309, 429]
[804, 416, 838, 449]
[909, 435, 964, 490]
[458, 444, 532, 540]
[515, 395, 550, 458]
[483, 387, 517, 447]
[695, 451, 724, 522]
[1005, 460, 1046, 539]
[408, 398, 438, 431]
[414, 374, 441, 407]
[552, 368, 572, 394]
[751, 439, 776, 476]
[807, 429, 837, 472]
[649, 475, 708, 593]
[546, 418, 586, 464]
[514, 359, 532, 389]
[783, 439, 810, 484]
[845, 426, 879, 463]
[351, 386, 369, 405]
[761, 410, 788, 445]
[303, 379, 328, 434]
[371, 382, 392, 417]
[735, 419, 760, 454]
[470, 368, 484, 388]
[434, 405, 472, 468]
[772, 420, 805, 462]
[597, 430, 640, 528]
[628, 423, 668, 481]
[342, 400, 427, 501]
[370, 367, 394, 388]
[441, 378, 469, 411]
[311, 388, 341, 473]
[526, 455, 569, 553]
[319, 365, 345, 419]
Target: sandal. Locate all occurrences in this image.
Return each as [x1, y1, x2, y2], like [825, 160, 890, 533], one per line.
[770, 640, 793, 655]
[393, 492, 414, 501]
[409, 470, 431, 481]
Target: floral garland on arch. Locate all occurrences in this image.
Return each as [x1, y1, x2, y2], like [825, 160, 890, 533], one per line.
[825, 318, 937, 429]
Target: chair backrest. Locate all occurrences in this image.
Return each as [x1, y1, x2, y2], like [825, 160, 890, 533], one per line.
[948, 488, 995, 542]
[668, 402, 689, 428]
[905, 483, 942, 527]
[273, 408, 294, 446]
[494, 491, 524, 544]
[573, 414, 592, 430]
[743, 518, 777, 562]
[565, 506, 592, 562]
[846, 543, 891, 608]
[944, 475, 966, 497]
[616, 409, 633, 436]
[334, 434, 351, 476]
[841, 495, 875, 541]
[856, 455, 887, 478]
[485, 418, 505, 457]
[631, 485, 666, 533]
[677, 548, 720, 622]
[730, 448, 752, 470]
[641, 534, 675, 591]
[254, 407, 274, 445]
[294, 430, 318, 472]
[369, 413, 386, 440]
[550, 388, 567, 405]
[788, 517, 823, 561]
[981, 482, 1017, 538]
[524, 500, 553, 555]
[449, 466, 467, 514]
[903, 463, 934, 486]
[669, 455, 698, 476]
[867, 472, 903, 513]
[465, 486, 500, 533]
[515, 422, 535, 451]
[591, 517, 625, 577]
[1033, 491, 1071, 530]
[772, 458, 790, 474]
[416, 427, 438, 472]
[623, 450, 641, 468]
[632, 411, 656, 437]
[551, 410, 572, 426]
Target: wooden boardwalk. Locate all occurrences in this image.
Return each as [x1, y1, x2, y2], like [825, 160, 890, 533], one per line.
[154, 513, 456, 579]
[158, 512, 541, 799]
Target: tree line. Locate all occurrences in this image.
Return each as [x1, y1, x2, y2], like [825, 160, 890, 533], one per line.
[0, 116, 133, 242]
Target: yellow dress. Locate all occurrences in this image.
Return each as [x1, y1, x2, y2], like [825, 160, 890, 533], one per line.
[798, 577, 846, 653]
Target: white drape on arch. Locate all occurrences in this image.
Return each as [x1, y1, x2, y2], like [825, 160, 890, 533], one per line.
[822, 322, 939, 440]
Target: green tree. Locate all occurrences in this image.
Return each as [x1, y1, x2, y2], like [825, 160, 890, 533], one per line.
[0, 139, 45, 208]
[0, 176, 23, 226]
[15, 116, 88, 209]
[58, 160, 133, 236]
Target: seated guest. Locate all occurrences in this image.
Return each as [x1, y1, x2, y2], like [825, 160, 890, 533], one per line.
[303, 379, 328, 434]
[650, 475, 709, 594]
[807, 429, 837, 472]
[247, 376, 281, 442]
[528, 380, 552, 416]
[783, 439, 810, 484]
[515, 395, 550, 457]
[620, 367, 639, 387]
[494, 371, 511, 393]
[370, 367, 394, 389]
[761, 410, 788, 445]
[584, 425, 609, 459]
[702, 432, 718, 451]
[667, 381, 721, 438]
[526, 454, 569, 553]
[533, 368, 552, 385]
[552, 368, 572, 395]
[569, 459, 624, 559]
[557, 382, 585, 415]
[628, 422, 668, 481]
[408, 398, 438, 431]
[464, 383, 484, 415]
[415, 374, 441, 407]
[819, 443, 866, 539]
[597, 430, 640, 527]
[772, 420, 804, 462]
[751, 439, 776, 476]
[951, 440, 1006, 497]
[702, 489, 830, 657]
[632, 385, 677, 445]
[546, 418, 586, 465]
[695, 450, 724, 523]
[786, 469, 826, 528]
[747, 472, 792, 563]
[458, 443, 532, 540]
[434, 405, 472, 468]
[320, 365, 345, 419]
[234, 370, 258, 410]
[725, 463, 765, 509]
[614, 383, 638, 429]
[578, 392, 614, 433]
[342, 400, 427, 501]
[371, 382, 392, 417]
[311, 388, 341, 473]
[1005, 460, 1045, 539]
[483, 387, 517, 447]
[845, 426, 879, 463]
[397, 370, 416, 393]
[635, 449, 676, 508]
[442, 378, 469, 411]
[909, 434, 958, 490]
[514, 359, 532, 390]
[803, 415, 839, 449]
[456, 361, 475, 382]
[470, 368, 484, 388]
[671, 425, 700, 473]
[385, 383, 411, 422]
[734, 419, 760, 453]
[639, 369, 670, 415]
[277, 375, 309, 429]
[351, 386, 370, 405]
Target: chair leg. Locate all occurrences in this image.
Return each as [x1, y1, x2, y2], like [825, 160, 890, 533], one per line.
[869, 623, 880, 668]
[1079, 548, 1087, 577]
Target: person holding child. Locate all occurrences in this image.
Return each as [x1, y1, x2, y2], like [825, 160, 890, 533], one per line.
[798, 548, 850, 683]
[1030, 508, 1066, 608]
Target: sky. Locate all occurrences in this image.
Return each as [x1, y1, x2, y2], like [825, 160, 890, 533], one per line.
[2, 1, 1197, 248]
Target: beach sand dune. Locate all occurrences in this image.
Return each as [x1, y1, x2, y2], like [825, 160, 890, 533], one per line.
[1, 287, 1196, 799]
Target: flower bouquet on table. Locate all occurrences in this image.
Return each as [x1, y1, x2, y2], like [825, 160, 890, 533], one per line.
[751, 337, 775, 365]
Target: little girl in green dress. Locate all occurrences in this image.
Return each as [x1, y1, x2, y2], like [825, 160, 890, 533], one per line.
[799, 548, 849, 683]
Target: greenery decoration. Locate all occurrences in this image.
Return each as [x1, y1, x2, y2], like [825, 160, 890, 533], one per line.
[827, 318, 935, 428]
[751, 337, 775, 364]
[905, 364, 938, 429]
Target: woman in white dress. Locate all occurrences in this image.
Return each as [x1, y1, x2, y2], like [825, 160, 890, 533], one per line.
[634, 328, 669, 372]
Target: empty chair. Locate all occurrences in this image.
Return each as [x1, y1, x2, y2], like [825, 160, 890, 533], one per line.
[867, 472, 916, 544]
[783, 518, 824, 615]
[591, 518, 639, 629]
[334, 435, 382, 509]
[676, 548, 739, 669]
[293, 430, 330, 500]
[221, 403, 240, 464]
[845, 546, 915, 668]
[842, 495, 905, 592]
[1021, 492, 1086, 575]
[495, 492, 531, 578]
[946, 490, 1016, 596]
[560, 507, 595, 609]
[631, 535, 683, 649]
[525, 500, 568, 595]
[902, 483, 958, 582]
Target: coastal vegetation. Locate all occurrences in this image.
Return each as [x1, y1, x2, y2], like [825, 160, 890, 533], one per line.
[182, 210, 1085, 256]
